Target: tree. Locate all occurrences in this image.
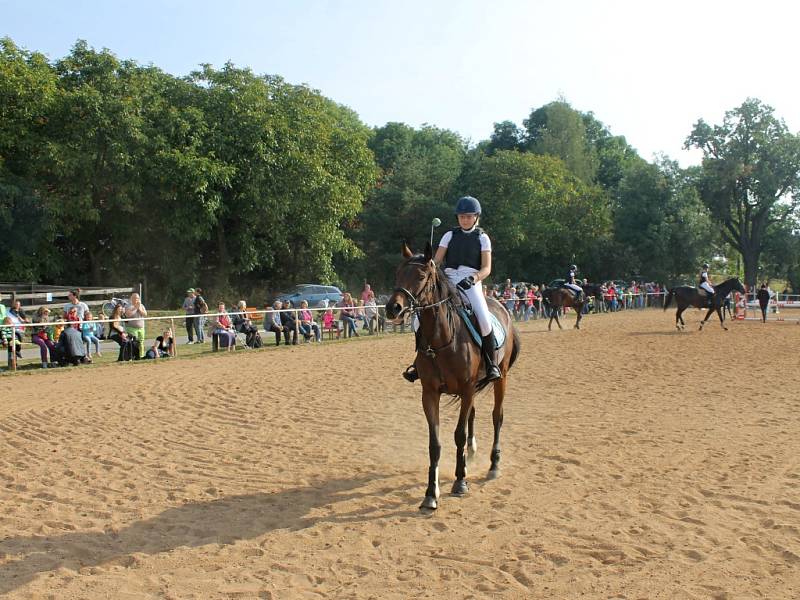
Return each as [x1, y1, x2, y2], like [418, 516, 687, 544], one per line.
[523, 101, 598, 184]
[465, 150, 611, 282]
[486, 120, 523, 154]
[686, 98, 800, 288]
[614, 159, 714, 284]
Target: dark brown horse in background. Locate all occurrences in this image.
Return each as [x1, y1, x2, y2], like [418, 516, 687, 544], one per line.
[384, 243, 521, 511]
[541, 286, 587, 330]
[663, 277, 746, 331]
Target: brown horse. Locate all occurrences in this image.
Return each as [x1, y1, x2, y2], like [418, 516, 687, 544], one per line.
[384, 243, 521, 511]
[541, 286, 587, 330]
[663, 277, 746, 331]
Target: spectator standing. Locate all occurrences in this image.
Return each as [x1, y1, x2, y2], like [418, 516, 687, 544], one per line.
[192, 288, 208, 344]
[361, 283, 373, 305]
[182, 289, 197, 344]
[62, 289, 89, 323]
[124, 293, 147, 358]
[757, 283, 771, 323]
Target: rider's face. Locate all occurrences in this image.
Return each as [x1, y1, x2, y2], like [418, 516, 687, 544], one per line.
[458, 213, 478, 229]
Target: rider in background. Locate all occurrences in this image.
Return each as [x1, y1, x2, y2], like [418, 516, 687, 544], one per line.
[403, 195, 501, 383]
[699, 262, 715, 307]
[564, 264, 584, 300]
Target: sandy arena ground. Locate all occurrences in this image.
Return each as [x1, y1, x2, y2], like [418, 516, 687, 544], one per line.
[1, 309, 799, 599]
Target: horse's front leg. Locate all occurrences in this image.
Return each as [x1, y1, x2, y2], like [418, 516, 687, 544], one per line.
[488, 375, 506, 479]
[466, 405, 477, 464]
[574, 305, 583, 329]
[699, 304, 715, 330]
[420, 388, 441, 510]
[717, 306, 728, 330]
[451, 394, 474, 496]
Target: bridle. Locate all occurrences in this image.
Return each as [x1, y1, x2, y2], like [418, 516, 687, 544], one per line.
[392, 258, 456, 357]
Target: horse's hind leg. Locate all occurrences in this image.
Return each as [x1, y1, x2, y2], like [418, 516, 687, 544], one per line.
[451, 395, 474, 497]
[420, 389, 442, 510]
[466, 405, 477, 464]
[676, 307, 686, 330]
[574, 304, 583, 329]
[488, 376, 506, 480]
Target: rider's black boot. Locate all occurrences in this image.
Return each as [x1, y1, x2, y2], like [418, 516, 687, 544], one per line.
[402, 328, 423, 383]
[481, 334, 501, 381]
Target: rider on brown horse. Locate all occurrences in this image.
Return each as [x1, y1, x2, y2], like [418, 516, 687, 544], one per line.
[563, 264, 584, 302]
[403, 196, 501, 383]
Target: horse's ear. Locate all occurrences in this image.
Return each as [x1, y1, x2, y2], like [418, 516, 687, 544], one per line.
[424, 241, 433, 262]
[402, 241, 413, 258]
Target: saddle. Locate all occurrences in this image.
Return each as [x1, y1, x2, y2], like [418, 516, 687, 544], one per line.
[455, 306, 507, 361]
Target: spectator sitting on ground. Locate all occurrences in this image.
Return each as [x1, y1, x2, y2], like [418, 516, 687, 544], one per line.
[146, 328, 176, 359]
[80, 310, 102, 358]
[124, 293, 147, 359]
[265, 301, 290, 346]
[55, 323, 89, 366]
[232, 300, 257, 336]
[298, 300, 321, 342]
[62, 289, 89, 322]
[211, 302, 236, 351]
[31, 307, 57, 368]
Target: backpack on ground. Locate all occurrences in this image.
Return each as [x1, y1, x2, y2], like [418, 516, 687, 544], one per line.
[118, 337, 140, 362]
[246, 330, 262, 349]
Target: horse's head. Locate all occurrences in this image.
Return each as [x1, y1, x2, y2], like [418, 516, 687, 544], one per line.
[385, 241, 439, 321]
[733, 278, 746, 295]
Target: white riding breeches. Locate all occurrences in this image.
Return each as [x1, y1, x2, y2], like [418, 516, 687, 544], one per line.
[700, 282, 714, 295]
[566, 283, 583, 294]
[412, 266, 493, 337]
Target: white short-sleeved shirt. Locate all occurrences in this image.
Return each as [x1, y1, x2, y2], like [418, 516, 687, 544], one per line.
[63, 301, 89, 319]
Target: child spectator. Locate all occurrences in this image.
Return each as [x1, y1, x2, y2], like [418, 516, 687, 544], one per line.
[31, 307, 57, 368]
[322, 308, 340, 339]
[81, 310, 102, 358]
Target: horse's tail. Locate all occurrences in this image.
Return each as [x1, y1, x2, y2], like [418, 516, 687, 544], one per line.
[663, 289, 674, 311]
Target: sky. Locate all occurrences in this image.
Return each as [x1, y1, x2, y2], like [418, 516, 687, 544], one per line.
[3, 0, 799, 166]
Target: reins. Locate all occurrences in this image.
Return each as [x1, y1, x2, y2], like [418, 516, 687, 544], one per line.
[392, 259, 457, 357]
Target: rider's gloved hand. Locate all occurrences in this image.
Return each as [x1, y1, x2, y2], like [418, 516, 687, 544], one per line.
[457, 276, 476, 291]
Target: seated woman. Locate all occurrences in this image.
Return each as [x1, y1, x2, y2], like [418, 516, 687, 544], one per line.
[108, 305, 129, 346]
[298, 300, 321, 342]
[212, 302, 236, 351]
[146, 328, 176, 359]
[231, 300, 257, 335]
[338, 292, 359, 337]
[31, 307, 57, 368]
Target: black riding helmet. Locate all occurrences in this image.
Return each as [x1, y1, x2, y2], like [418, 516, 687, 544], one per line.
[455, 196, 481, 215]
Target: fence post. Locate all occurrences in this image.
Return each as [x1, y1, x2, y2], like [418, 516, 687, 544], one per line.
[170, 317, 177, 357]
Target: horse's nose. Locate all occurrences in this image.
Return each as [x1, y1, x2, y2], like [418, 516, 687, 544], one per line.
[385, 302, 402, 319]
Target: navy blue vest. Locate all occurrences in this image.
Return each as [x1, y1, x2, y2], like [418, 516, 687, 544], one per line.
[444, 227, 484, 271]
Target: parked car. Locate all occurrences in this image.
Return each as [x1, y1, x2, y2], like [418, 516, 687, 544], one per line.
[276, 284, 343, 308]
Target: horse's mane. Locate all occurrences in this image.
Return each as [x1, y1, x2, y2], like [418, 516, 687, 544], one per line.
[407, 254, 464, 308]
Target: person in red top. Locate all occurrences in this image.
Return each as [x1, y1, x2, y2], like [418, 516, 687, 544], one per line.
[212, 302, 236, 351]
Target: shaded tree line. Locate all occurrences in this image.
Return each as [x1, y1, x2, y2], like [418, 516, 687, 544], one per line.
[3, 38, 799, 304]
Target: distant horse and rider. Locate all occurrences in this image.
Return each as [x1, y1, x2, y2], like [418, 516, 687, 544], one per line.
[663, 277, 746, 331]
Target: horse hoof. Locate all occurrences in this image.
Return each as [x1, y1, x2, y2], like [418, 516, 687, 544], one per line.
[419, 496, 438, 510]
[487, 468, 500, 480]
[450, 479, 469, 496]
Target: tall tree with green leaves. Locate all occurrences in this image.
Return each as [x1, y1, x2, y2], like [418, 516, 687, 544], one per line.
[686, 98, 800, 288]
[523, 100, 598, 184]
